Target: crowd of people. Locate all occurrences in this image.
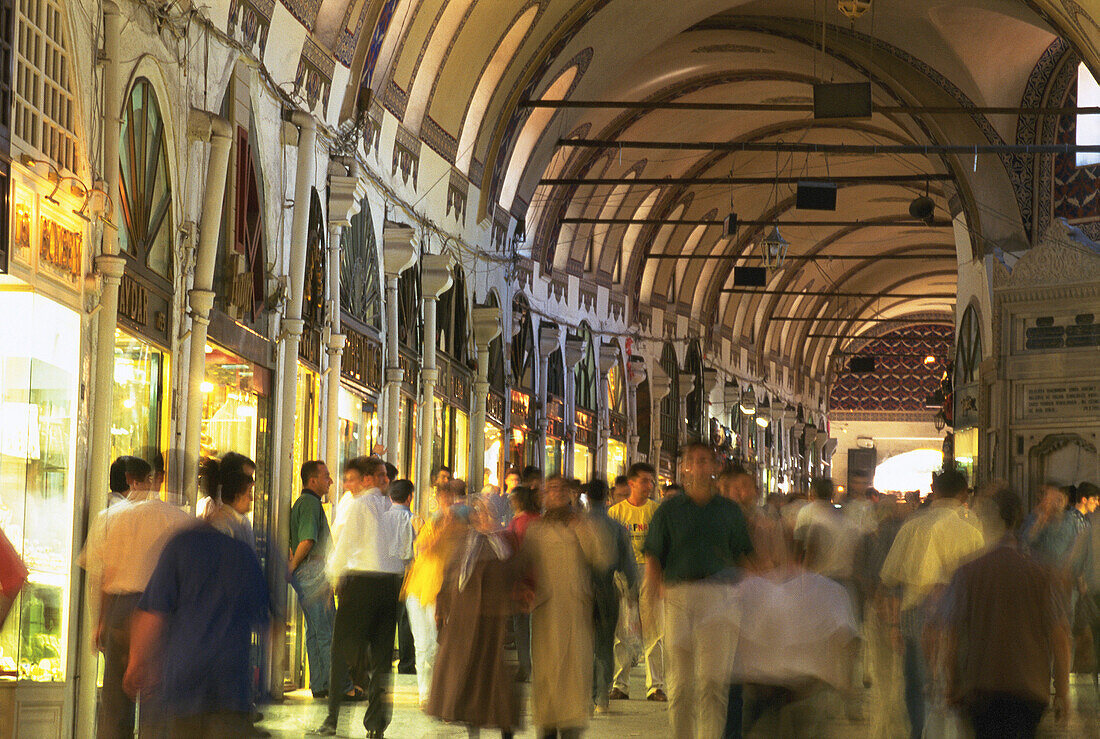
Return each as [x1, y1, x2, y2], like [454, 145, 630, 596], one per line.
[74, 446, 1100, 738]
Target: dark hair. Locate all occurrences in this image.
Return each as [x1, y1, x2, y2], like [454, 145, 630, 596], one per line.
[679, 441, 716, 461]
[521, 466, 543, 485]
[221, 470, 255, 505]
[447, 478, 467, 498]
[810, 477, 834, 502]
[362, 457, 387, 479]
[1074, 482, 1100, 505]
[432, 466, 452, 483]
[389, 479, 414, 505]
[110, 455, 152, 494]
[301, 460, 326, 487]
[511, 485, 540, 513]
[664, 483, 685, 496]
[587, 478, 609, 503]
[613, 475, 628, 487]
[344, 456, 372, 477]
[932, 468, 969, 499]
[505, 468, 522, 479]
[627, 462, 655, 480]
[384, 462, 399, 482]
[993, 488, 1023, 530]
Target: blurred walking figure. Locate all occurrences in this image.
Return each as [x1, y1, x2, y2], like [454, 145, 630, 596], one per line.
[523, 475, 612, 738]
[80, 455, 192, 739]
[123, 521, 270, 737]
[426, 500, 520, 737]
[203, 455, 258, 551]
[879, 469, 984, 738]
[318, 457, 407, 738]
[506, 485, 541, 683]
[403, 480, 464, 704]
[608, 462, 665, 701]
[586, 479, 638, 712]
[942, 488, 1071, 738]
[644, 443, 753, 739]
[288, 460, 336, 700]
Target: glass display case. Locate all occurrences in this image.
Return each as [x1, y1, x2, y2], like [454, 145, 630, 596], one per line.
[338, 387, 378, 464]
[0, 290, 79, 682]
[111, 329, 167, 461]
[483, 424, 503, 491]
[607, 438, 627, 483]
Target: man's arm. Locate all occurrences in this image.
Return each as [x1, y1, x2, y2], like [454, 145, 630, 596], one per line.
[644, 556, 664, 602]
[288, 539, 314, 574]
[122, 609, 166, 699]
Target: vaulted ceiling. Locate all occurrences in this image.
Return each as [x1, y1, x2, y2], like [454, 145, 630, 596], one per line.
[326, 0, 1097, 378]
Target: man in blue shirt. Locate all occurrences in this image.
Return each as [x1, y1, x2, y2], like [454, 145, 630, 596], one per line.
[123, 523, 270, 736]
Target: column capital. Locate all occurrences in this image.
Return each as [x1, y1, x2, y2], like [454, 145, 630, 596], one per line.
[280, 317, 305, 338]
[421, 254, 454, 298]
[383, 223, 418, 276]
[326, 333, 347, 353]
[649, 367, 672, 402]
[385, 367, 404, 383]
[471, 305, 502, 346]
[421, 368, 439, 385]
[473, 379, 490, 395]
[95, 254, 126, 281]
[187, 288, 216, 315]
[538, 323, 562, 359]
[327, 172, 368, 228]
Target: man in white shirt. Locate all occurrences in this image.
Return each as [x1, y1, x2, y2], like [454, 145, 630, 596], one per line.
[317, 457, 404, 739]
[80, 455, 193, 739]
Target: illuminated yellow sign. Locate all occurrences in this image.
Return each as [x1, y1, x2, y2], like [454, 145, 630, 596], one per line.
[40, 216, 82, 283]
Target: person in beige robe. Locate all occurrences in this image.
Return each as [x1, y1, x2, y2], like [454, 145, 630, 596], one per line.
[523, 476, 613, 737]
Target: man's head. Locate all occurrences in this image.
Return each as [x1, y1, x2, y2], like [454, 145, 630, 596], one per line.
[431, 466, 452, 489]
[448, 478, 468, 501]
[680, 442, 719, 497]
[809, 477, 835, 504]
[611, 475, 630, 505]
[362, 457, 390, 491]
[504, 469, 521, 493]
[301, 460, 333, 497]
[626, 462, 656, 503]
[222, 470, 256, 514]
[389, 479, 414, 507]
[993, 488, 1024, 531]
[1073, 482, 1100, 514]
[587, 478, 610, 508]
[849, 470, 872, 498]
[719, 466, 757, 507]
[343, 456, 372, 495]
[542, 475, 572, 511]
[931, 468, 969, 501]
[1036, 484, 1068, 516]
[110, 455, 153, 496]
[510, 485, 540, 514]
[521, 465, 543, 489]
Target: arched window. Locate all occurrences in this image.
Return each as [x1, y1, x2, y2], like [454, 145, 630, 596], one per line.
[685, 340, 705, 439]
[340, 197, 382, 330]
[607, 353, 625, 415]
[119, 79, 172, 279]
[222, 123, 266, 324]
[487, 292, 505, 393]
[398, 262, 421, 351]
[437, 267, 469, 364]
[659, 343, 680, 456]
[955, 304, 982, 386]
[303, 190, 326, 327]
[510, 295, 534, 390]
[573, 325, 598, 411]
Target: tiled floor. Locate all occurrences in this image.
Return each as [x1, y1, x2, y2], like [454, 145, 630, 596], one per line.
[257, 669, 1100, 738]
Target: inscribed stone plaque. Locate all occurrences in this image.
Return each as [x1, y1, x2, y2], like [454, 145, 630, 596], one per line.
[1022, 382, 1100, 420]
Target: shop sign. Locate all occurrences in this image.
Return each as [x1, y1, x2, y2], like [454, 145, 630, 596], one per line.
[398, 351, 418, 391]
[118, 272, 148, 326]
[487, 392, 505, 424]
[9, 185, 86, 294]
[343, 327, 382, 393]
[12, 193, 31, 266]
[40, 215, 82, 286]
[452, 371, 469, 406]
[510, 390, 530, 429]
[547, 396, 564, 422]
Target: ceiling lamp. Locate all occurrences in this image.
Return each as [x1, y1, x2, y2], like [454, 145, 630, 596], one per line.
[739, 387, 757, 416]
[838, 0, 871, 20]
[933, 409, 947, 431]
[923, 354, 938, 367]
[756, 397, 771, 428]
[909, 184, 935, 226]
[759, 226, 789, 269]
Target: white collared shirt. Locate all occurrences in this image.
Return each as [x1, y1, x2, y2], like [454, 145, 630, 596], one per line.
[380, 504, 414, 571]
[80, 497, 194, 594]
[326, 489, 406, 582]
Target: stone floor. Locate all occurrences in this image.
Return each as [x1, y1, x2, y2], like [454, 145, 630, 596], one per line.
[257, 669, 1100, 738]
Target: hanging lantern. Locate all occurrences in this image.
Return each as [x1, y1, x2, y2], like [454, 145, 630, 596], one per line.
[739, 386, 757, 416]
[838, 0, 871, 20]
[759, 226, 789, 269]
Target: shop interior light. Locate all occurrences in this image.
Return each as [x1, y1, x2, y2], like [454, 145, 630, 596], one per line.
[739, 388, 757, 415]
[204, 344, 214, 354]
[236, 406, 256, 418]
[200, 381, 214, 393]
[756, 415, 770, 429]
[122, 398, 135, 409]
[923, 354, 937, 367]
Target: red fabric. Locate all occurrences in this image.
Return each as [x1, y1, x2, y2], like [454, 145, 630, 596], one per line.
[0, 528, 28, 598]
[506, 511, 539, 545]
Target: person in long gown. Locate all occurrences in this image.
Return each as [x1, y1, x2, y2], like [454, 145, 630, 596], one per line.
[426, 500, 520, 738]
[522, 475, 612, 738]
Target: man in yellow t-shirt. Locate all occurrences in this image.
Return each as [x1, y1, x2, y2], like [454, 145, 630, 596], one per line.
[607, 462, 666, 701]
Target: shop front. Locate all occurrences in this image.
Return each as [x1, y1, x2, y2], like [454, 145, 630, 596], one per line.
[432, 362, 471, 483]
[509, 390, 533, 468]
[485, 392, 506, 490]
[509, 295, 537, 470]
[606, 357, 628, 482]
[1, 166, 87, 729]
[573, 409, 595, 483]
[338, 327, 383, 463]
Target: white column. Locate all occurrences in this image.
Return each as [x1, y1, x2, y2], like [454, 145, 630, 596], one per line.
[78, 4, 124, 733]
[563, 334, 583, 478]
[181, 110, 233, 505]
[321, 168, 368, 467]
[648, 367, 672, 469]
[271, 112, 316, 701]
[382, 226, 417, 468]
[416, 255, 453, 516]
[469, 306, 502, 487]
[537, 324, 562, 472]
[626, 356, 647, 463]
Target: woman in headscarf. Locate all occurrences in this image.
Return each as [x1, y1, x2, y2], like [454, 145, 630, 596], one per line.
[426, 499, 520, 738]
[523, 475, 612, 738]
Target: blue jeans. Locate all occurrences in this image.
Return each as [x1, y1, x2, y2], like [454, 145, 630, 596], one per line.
[901, 607, 927, 738]
[291, 557, 335, 694]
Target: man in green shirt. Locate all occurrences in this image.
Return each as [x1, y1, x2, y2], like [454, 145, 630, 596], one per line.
[644, 443, 752, 738]
[289, 460, 335, 698]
